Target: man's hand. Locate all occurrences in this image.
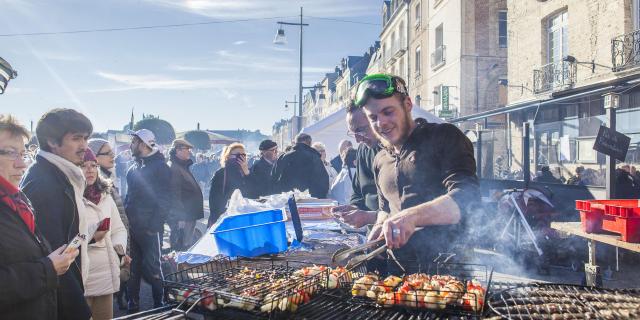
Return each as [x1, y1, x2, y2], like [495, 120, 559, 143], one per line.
[48, 245, 79, 275]
[367, 223, 383, 242]
[331, 205, 357, 214]
[338, 210, 377, 228]
[382, 209, 419, 249]
[93, 230, 108, 242]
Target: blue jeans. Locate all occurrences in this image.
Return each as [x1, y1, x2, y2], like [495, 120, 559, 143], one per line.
[128, 229, 164, 307]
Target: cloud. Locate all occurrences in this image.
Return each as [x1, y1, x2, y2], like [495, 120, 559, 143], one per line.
[210, 49, 330, 74]
[233, 40, 247, 45]
[167, 64, 229, 72]
[93, 71, 229, 91]
[143, 0, 378, 19]
[267, 45, 294, 52]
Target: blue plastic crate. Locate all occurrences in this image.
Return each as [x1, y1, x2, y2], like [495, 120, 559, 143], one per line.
[212, 209, 288, 257]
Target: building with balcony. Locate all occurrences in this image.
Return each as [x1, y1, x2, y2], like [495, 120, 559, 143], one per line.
[380, 0, 410, 79]
[424, 0, 507, 121]
[450, 0, 640, 198]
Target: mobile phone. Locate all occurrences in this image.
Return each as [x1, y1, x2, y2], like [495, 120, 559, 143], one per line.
[61, 233, 88, 254]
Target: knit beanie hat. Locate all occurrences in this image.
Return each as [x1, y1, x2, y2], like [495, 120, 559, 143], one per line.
[88, 138, 109, 156]
[84, 149, 97, 163]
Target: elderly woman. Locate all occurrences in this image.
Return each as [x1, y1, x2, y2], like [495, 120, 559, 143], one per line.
[312, 142, 338, 186]
[81, 149, 128, 320]
[0, 114, 79, 319]
[208, 143, 254, 227]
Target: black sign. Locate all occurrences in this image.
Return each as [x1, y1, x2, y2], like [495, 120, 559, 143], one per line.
[593, 126, 631, 162]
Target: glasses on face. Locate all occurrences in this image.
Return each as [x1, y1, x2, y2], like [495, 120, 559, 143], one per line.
[266, 147, 278, 153]
[346, 127, 369, 139]
[0, 149, 29, 162]
[96, 150, 115, 157]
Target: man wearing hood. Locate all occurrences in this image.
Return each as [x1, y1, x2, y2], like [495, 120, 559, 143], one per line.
[168, 139, 203, 251]
[272, 133, 329, 198]
[124, 129, 171, 311]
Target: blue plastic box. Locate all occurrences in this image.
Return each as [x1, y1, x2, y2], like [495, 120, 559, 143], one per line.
[212, 209, 288, 257]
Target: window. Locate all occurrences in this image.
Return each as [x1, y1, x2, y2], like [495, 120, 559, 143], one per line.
[399, 22, 405, 48]
[415, 46, 422, 76]
[433, 85, 441, 107]
[547, 11, 568, 64]
[415, 2, 421, 27]
[435, 24, 443, 48]
[498, 11, 507, 48]
[635, 0, 640, 30]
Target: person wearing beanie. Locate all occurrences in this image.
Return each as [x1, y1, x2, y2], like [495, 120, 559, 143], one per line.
[167, 139, 203, 251]
[88, 138, 131, 310]
[248, 139, 278, 197]
[81, 149, 129, 320]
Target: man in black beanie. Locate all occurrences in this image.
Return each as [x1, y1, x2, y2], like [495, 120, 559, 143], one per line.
[249, 139, 278, 197]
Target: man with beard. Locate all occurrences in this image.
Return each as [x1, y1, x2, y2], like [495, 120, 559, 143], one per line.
[21, 108, 93, 319]
[356, 74, 478, 268]
[249, 139, 278, 197]
[125, 129, 172, 312]
[331, 101, 381, 228]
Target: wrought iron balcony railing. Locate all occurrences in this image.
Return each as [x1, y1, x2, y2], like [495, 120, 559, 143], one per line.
[612, 29, 640, 72]
[430, 45, 446, 69]
[533, 60, 576, 93]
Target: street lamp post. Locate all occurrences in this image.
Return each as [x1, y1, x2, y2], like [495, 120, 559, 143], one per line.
[274, 7, 309, 134]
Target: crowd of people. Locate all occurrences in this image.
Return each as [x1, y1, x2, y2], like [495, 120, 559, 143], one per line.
[1, 73, 483, 318]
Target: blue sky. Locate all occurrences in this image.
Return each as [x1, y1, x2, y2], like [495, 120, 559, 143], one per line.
[0, 0, 380, 134]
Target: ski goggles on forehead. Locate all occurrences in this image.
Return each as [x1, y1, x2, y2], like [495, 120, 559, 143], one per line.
[354, 74, 407, 107]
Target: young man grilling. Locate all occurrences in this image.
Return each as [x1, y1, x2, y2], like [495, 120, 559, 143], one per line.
[356, 74, 479, 270]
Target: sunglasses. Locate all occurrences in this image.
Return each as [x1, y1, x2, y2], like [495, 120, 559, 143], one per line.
[354, 73, 407, 107]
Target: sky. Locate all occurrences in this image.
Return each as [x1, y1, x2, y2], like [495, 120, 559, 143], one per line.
[0, 0, 381, 135]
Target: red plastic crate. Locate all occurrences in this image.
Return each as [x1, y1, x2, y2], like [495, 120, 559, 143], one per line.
[575, 200, 640, 243]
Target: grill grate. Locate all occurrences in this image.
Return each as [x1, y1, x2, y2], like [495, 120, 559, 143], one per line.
[163, 257, 329, 317]
[488, 283, 640, 319]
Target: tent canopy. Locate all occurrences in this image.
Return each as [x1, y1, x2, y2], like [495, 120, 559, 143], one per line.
[301, 106, 444, 159]
[176, 131, 238, 145]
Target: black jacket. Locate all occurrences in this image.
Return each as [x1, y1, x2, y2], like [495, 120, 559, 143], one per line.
[0, 194, 58, 320]
[272, 143, 329, 198]
[20, 155, 92, 320]
[208, 166, 252, 226]
[249, 157, 274, 197]
[125, 151, 172, 233]
[170, 156, 204, 221]
[374, 122, 479, 263]
[330, 155, 343, 173]
[350, 143, 381, 211]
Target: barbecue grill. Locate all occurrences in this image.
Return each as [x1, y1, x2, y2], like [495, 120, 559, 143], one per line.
[163, 257, 330, 319]
[488, 283, 640, 319]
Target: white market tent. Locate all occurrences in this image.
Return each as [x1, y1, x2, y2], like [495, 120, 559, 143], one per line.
[301, 106, 444, 159]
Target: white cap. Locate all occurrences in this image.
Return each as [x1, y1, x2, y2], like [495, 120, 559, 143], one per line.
[128, 129, 156, 148]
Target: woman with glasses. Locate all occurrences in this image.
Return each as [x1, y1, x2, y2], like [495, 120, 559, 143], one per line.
[208, 143, 253, 227]
[0, 114, 80, 319]
[80, 149, 128, 320]
[87, 138, 131, 309]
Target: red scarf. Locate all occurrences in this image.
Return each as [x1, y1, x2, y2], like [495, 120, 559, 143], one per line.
[0, 176, 35, 234]
[84, 183, 102, 205]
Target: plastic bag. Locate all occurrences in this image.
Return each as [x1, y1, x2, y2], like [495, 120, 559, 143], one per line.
[226, 189, 273, 215]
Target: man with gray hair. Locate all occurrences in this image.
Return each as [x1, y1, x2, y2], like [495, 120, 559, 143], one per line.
[272, 133, 329, 198]
[330, 139, 353, 172]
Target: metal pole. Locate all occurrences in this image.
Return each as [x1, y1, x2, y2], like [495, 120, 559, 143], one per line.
[605, 105, 617, 199]
[298, 6, 304, 134]
[475, 123, 482, 178]
[523, 122, 531, 188]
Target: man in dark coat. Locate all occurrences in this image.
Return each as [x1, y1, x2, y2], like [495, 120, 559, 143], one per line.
[20, 108, 93, 320]
[249, 139, 278, 197]
[125, 129, 172, 311]
[272, 133, 329, 198]
[168, 139, 204, 251]
[0, 114, 79, 320]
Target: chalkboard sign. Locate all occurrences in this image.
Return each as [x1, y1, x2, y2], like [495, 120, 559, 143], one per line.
[593, 125, 630, 162]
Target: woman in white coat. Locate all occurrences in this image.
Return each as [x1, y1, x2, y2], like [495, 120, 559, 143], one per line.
[81, 149, 128, 320]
